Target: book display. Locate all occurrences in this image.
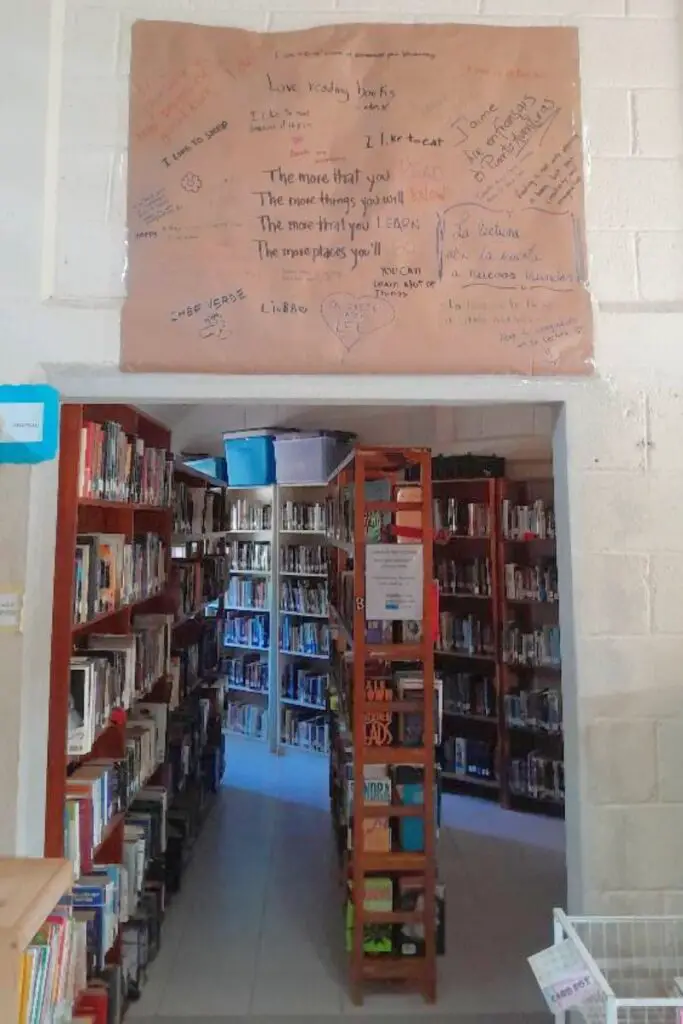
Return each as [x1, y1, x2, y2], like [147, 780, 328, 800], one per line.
[45, 404, 229, 1020]
[433, 472, 564, 818]
[326, 447, 440, 1004]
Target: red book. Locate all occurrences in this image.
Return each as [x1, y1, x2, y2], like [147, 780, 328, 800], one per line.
[74, 986, 108, 1024]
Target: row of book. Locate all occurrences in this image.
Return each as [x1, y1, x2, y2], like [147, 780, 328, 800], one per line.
[509, 753, 565, 803]
[502, 499, 555, 541]
[65, 710, 164, 875]
[437, 613, 495, 657]
[226, 654, 269, 692]
[280, 619, 330, 657]
[78, 419, 174, 506]
[280, 543, 327, 575]
[174, 483, 228, 536]
[228, 498, 272, 532]
[502, 624, 561, 667]
[345, 876, 445, 959]
[174, 557, 228, 619]
[226, 699, 268, 739]
[280, 579, 328, 616]
[281, 665, 328, 707]
[436, 557, 492, 597]
[281, 500, 325, 533]
[443, 673, 497, 720]
[224, 613, 269, 650]
[433, 498, 491, 538]
[229, 540, 271, 572]
[344, 765, 440, 854]
[68, 618, 171, 757]
[73, 532, 167, 622]
[227, 575, 268, 609]
[504, 562, 558, 603]
[326, 479, 391, 546]
[443, 736, 497, 782]
[505, 688, 563, 734]
[19, 905, 88, 1024]
[281, 712, 329, 753]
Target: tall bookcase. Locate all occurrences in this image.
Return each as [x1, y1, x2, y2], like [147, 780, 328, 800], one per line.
[327, 446, 438, 1005]
[45, 404, 174, 861]
[433, 474, 564, 817]
[45, 403, 230, 993]
[222, 482, 331, 755]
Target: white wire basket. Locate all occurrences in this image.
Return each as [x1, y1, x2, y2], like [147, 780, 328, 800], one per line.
[552, 908, 683, 1024]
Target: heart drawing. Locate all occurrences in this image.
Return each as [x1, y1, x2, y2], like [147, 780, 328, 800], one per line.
[320, 293, 395, 352]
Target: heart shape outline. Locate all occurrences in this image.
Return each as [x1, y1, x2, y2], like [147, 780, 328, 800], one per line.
[320, 293, 395, 352]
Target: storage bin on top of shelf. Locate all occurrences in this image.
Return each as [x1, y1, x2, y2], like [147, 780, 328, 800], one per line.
[223, 431, 277, 486]
[275, 431, 355, 485]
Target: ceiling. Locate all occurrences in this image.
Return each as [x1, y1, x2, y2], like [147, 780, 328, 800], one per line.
[141, 402, 556, 460]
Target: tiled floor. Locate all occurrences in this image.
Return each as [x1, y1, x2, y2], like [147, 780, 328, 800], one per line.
[129, 737, 564, 1021]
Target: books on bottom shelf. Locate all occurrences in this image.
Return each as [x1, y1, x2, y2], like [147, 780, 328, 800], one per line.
[226, 699, 267, 740]
[442, 735, 497, 784]
[509, 753, 564, 804]
[345, 877, 445, 958]
[281, 711, 329, 753]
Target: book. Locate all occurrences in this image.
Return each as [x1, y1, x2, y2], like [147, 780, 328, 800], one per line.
[345, 876, 393, 955]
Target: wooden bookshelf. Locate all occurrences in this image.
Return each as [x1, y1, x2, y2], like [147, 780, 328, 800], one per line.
[327, 446, 437, 1005]
[45, 404, 174, 860]
[0, 857, 72, 1020]
[498, 477, 563, 816]
[432, 473, 564, 817]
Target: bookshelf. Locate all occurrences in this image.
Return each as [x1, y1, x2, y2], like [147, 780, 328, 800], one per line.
[431, 472, 564, 818]
[0, 857, 72, 1020]
[498, 478, 563, 815]
[326, 446, 439, 1005]
[433, 478, 502, 799]
[45, 403, 230, 1014]
[278, 483, 330, 755]
[223, 485, 276, 748]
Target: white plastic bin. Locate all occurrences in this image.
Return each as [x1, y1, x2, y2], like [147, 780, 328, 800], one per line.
[274, 433, 353, 484]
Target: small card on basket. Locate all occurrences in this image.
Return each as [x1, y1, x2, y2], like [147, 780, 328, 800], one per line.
[529, 938, 600, 1014]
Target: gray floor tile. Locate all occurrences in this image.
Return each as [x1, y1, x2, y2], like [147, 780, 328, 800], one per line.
[132, 736, 563, 1019]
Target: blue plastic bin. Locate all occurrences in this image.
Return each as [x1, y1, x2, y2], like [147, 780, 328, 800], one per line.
[223, 431, 276, 486]
[183, 457, 228, 483]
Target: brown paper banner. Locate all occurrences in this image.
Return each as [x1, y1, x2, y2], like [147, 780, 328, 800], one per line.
[122, 20, 593, 375]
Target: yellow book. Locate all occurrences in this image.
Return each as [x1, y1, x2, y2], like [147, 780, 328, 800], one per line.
[17, 950, 31, 1024]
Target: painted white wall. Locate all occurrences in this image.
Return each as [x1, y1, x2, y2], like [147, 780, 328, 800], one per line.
[1, 0, 682, 916]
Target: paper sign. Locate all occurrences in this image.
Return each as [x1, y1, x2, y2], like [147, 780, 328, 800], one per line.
[0, 404, 44, 444]
[366, 544, 423, 621]
[0, 592, 23, 632]
[122, 21, 593, 376]
[528, 938, 599, 1014]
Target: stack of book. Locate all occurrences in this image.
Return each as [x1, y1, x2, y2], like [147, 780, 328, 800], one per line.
[280, 544, 327, 575]
[437, 613, 495, 657]
[78, 419, 174, 506]
[344, 875, 446, 959]
[505, 688, 563, 733]
[174, 482, 227, 535]
[281, 712, 329, 752]
[227, 656, 268, 692]
[227, 576, 268, 609]
[281, 500, 325, 532]
[226, 700, 267, 739]
[504, 561, 558, 602]
[443, 673, 497, 719]
[229, 541, 271, 572]
[436, 558, 492, 596]
[224, 612, 269, 650]
[19, 904, 89, 1023]
[227, 498, 272, 531]
[73, 532, 167, 622]
[133, 613, 173, 696]
[501, 499, 555, 540]
[443, 735, 497, 782]
[433, 497, 491, 537]
[280, 579, 328, 615]
[509, 752, 564, 803]
[280, 619, 330, 657]
[281, 666, 327, 707]
[502, 623, 561, 667]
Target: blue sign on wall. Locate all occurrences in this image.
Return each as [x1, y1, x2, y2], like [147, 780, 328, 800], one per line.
[0, 385, 59, 463]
